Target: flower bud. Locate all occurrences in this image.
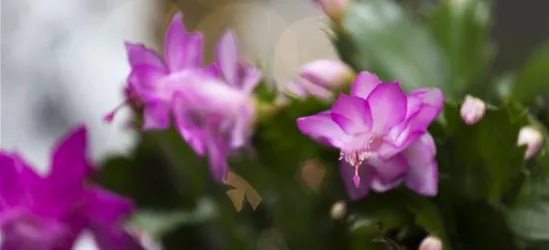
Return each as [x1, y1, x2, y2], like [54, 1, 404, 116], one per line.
[285, 60, 354, 101]
[460, 95, 486, 125]
[314, 0, 349, 22]
[330, 201, 347, 219]
[419, 235, 443, 250]
[517, 126, 543, 159]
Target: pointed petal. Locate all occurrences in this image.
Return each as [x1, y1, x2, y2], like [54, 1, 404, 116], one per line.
[216, 30, 239, 86]
[91, 226, 146, 250]
[37, 126, 93, 216]
[383, 88, 443, 153]
[331, 94, 372, 134]
[340, 162, 373, 201]
[164, 13, 203, 71]
[142, 103, 170, 130]
[229, 104, 254, 149]
[84, 187, 134, 227]
[173, 94, 207, 156]
[403, 133, 438, 196]
[0, 153, 39, 209]
[124, 42, 164, 69]
[350, 71, 382, 99]
[239, 64, 262, 94]
[297, 112, 348, 148]
[206, 135, 229, 182]
[366, 82, 407, 133]
[49, 125, 92, 190]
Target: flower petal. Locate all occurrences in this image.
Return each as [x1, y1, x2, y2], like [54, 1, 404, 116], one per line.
[366, 81, 407, 133]
[216, 30, 239, 86]
[124, 42, 164, 69]
[164, 13, 203, 71]
[83, 187, 134, 227]
[340, 162, 373, 201]
[173, 94, 207, 156]
[331, 94, 372, 134]
[370, 176, 402, 193]
[350, 71, 382, 99]
[91, 226, 146, 250]
[368, 155, 408, 182]
[49, 125, 92, 191]
[206, 134, 229, 182]
[0, 153, 39, 209]
[297, 112, 348, 148]
[239, 64, 262, 94]
[402, 133, 438, 196]
[142, 103, 170, 130]
[129, 65, 167, 102]
[229, 104, 254, 149]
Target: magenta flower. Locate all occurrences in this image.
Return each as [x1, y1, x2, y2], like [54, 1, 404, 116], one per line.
[105, 12, 204, 129]
[0, 125, 143, 250]
[296, 72, 443, 197]
[171, 30, 261, 181]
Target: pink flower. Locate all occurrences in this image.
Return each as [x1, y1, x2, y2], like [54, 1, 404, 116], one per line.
[0, 125, 143, 250]
[171, 30, 260, 181]
[297, 72, 443, 198]
[105, 12, 204, 129]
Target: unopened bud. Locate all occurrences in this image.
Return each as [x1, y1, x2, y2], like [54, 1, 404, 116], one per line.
[314, 0, 349, 22]
[285, 60, 354, 101]
[330, 201, 347, 219]
[460, 95, 486, 125]
[517, 126, 543, 159]
[419, 235, 442, 250]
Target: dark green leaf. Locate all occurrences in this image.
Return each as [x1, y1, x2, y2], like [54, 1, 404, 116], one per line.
[438, 102, 526, 202]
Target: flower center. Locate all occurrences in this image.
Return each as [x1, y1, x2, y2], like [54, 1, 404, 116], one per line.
[339, 136, 383, 188]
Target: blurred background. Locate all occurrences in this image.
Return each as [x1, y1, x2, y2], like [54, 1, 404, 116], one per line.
[1, 0, 548, 249]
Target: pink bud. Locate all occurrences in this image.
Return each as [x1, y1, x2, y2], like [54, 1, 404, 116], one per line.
[314, 0, 349, 21]
[330, 201, 347, 219]
[517, 126, 543, 159]
[419, 236, 443, 250]
[460, 95, 486, 125]
[285, 60, 354, 100]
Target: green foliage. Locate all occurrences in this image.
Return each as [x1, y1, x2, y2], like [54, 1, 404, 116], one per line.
[94, 0, 549, 249]
[335, 0, 449, 97]
[511, 43, 549, 105]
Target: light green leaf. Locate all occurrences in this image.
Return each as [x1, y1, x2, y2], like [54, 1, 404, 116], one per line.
[129, 198, 218, 239]
[424, 0, 493, 97]
[335, 0, 450, 97]
[511, 43, 549, 105]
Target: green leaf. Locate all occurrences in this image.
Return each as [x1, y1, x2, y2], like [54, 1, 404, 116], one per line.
[424, 0, 493, 98]
[335, 0, 450, 97]
[130, 198, 218, 239]
[439, 102, 527, 202]
[511, 43, 549, 105]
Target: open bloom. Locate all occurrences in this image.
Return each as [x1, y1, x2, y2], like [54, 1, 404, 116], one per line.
[297, 72, 443, 196]
[0, 125, 143, 250]
[284, 60, 354, 101]
[171, 30, 261, 181]
[105, 11, 204, 129]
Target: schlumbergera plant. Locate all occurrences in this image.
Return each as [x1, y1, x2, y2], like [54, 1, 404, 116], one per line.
[3, 0, 549, 249]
